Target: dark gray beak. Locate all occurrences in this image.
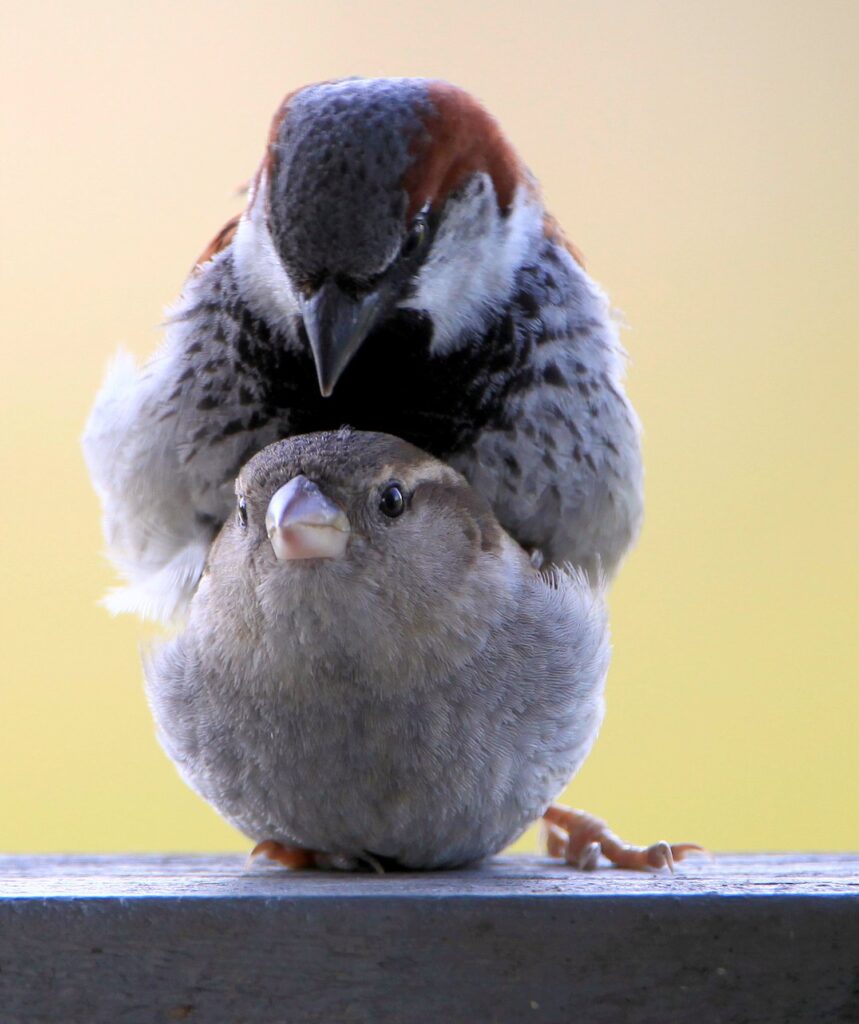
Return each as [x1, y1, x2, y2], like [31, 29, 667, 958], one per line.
[300, 281, 386, 397]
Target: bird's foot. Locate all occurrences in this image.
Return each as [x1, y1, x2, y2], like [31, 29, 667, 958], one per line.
[246, 839, 318, 870]
[542, 803, 704, 872]
[246, 840, 385, 872]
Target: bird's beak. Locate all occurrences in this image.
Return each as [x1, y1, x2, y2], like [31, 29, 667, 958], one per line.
[265, 475, 351, 561]
[300, 280, 386, 397]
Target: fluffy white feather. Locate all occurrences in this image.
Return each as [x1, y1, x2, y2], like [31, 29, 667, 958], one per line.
[82, 346, 207, 621]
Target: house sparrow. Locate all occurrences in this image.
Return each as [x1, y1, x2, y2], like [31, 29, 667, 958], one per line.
[145, 430, 697, 871]
[83, 77, 643, 622]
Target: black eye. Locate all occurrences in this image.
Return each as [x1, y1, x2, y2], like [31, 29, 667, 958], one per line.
[237, 496, 248, 528]
[379, 483, 405, 518]
[400, 217, 428, 260]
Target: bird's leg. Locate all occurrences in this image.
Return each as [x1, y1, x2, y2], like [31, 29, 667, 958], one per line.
[542, 804, 704, 871]
[247, 839, 318, 870]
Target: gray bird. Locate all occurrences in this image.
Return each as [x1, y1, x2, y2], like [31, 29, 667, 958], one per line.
[145, 430, 697, 871]
[83, 77, 643, 622]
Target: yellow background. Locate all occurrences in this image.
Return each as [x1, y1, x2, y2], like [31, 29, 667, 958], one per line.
[1, 0, 856, 854]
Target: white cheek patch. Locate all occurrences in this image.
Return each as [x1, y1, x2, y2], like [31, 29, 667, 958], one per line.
[400, 177, 543, 355]
[232, 171, 303, 340]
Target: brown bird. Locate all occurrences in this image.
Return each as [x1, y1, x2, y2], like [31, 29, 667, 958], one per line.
[145, 430, 698, 872]
[83, 77, 642, 622]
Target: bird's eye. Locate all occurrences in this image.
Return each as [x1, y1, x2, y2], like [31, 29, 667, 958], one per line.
[379, 483, 406, 519]
[237, 497, 248, 528]
[400, 217, 428, 260]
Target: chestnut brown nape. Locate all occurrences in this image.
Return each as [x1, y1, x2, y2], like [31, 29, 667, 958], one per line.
[403, 81, 523, 220]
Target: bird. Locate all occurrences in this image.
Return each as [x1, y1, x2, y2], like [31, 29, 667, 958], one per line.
[83, 76, 643, 623]
[144, 429, 697, 871]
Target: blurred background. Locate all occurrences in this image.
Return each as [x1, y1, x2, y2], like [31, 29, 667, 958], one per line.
[1, 0, 856, 854]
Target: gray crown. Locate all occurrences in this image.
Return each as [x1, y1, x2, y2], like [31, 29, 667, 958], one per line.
[268, 78, 431, 285]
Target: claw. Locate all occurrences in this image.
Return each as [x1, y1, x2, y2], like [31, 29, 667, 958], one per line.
[576, 840, 601, 871]
[359, 851, 386, 875]
[647, 841, 674, 872]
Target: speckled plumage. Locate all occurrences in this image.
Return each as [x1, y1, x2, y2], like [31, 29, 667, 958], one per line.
[83, 77, 642, 621]
[269, 79, 428, 281]
[145, 431, 610, 869]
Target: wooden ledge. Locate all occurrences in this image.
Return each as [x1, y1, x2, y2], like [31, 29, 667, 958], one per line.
[2, 854, 858, 1023]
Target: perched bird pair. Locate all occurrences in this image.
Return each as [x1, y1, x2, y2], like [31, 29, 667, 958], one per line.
[83, 76, 642, 622]
[85, 77, 699, 870]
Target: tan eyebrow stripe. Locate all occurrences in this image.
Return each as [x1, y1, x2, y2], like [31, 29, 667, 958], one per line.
[374, 460, 460, 491]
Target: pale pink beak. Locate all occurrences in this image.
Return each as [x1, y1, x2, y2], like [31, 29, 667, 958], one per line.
[265, 475, 351, 561]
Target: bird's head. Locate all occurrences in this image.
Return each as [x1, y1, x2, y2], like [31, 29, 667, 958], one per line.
[233, 428, 503, 571]
[226, 78, 545, 393]
[215, 429, 523, 668]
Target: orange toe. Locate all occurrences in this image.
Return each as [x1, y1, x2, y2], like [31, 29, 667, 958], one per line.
[543, 804, 705, 872]
[247, 840, 318, 870]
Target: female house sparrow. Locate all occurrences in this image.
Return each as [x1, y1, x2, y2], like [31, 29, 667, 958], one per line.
[83, 77, 642, 622]
[145, 430, 695, 871]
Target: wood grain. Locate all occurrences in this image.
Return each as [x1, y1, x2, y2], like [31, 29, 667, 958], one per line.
[1, 854, 858, 1023]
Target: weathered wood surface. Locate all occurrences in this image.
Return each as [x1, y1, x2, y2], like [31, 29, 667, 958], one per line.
[1, 854, 858, 1023]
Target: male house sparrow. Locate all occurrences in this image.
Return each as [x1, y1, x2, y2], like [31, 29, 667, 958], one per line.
[83, 77, 643, 622]
[145, 430, 697, 871]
